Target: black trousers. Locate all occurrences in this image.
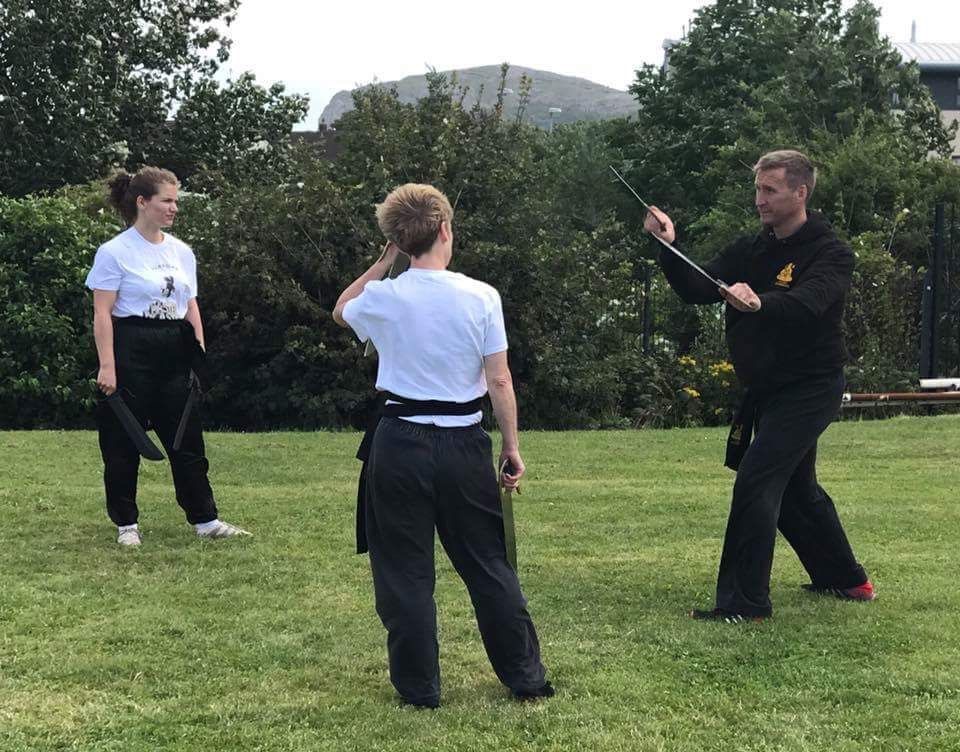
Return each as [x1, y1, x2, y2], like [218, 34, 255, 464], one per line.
[716, 370, 867, 617]
[95, 318, 217, 527]
[365, 417, 547, 705]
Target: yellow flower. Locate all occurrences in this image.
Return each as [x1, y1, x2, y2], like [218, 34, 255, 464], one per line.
[678, 355, 697, 367]
[709, 360, 735, 377]
[682, 386, 701, 399]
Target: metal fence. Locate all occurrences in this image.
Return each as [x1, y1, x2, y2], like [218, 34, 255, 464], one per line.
[921, 202, 960, 378]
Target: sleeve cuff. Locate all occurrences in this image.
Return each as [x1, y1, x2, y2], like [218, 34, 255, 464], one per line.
[757, 292, 784, 319]
[341, 298, 370, 343]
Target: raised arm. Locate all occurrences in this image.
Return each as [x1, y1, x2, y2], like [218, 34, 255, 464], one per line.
[333, 242, 401, 327]
[644, 206, 741, 304]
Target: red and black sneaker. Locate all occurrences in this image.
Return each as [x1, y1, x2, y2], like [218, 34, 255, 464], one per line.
[802, 580, 876, 601]
[690, 607, 767, 624]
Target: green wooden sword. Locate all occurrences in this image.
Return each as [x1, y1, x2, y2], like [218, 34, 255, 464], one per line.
[500, 459, 519, 571]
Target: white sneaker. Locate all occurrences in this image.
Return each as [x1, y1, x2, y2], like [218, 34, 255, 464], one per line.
[196, 520, 251, 539]
[117, 528, 142, 547]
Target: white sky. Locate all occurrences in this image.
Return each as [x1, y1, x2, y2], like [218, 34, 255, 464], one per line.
[217, 0, 960, 129]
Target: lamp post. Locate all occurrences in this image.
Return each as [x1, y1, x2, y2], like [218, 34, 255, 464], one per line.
[548, 106, 562, 132]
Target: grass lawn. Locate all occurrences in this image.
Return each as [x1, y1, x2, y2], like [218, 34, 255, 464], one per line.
[1, 416, 958, 751]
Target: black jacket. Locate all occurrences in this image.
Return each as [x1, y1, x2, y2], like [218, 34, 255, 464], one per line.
[658, 211, 853, 391]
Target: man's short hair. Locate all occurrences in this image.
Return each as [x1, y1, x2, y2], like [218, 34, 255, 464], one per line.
[753, 150, 816, 200]
[375, 183, 454, 257]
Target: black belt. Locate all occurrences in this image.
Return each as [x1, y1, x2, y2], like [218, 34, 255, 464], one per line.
[354, 392, 485, 553]
[113, 315, 187, 328]
[724, 390, 758, 471]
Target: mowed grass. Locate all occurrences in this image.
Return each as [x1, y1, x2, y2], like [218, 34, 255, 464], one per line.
[1, 416, 958, 752]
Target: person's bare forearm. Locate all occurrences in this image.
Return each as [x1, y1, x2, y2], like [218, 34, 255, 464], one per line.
[185, 300, 205, 350]
[488, 376, 519, 451]
[483, 352, 524, 487]
[93, 311, 115, 368]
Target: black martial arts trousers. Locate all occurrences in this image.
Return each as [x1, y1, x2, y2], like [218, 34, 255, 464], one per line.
[365, 417, 547, 706]
[716, 370, 868, 617]
[95, 317, 217, 527]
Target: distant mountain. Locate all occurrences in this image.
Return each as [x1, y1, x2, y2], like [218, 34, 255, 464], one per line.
[319, 65, 637, 129]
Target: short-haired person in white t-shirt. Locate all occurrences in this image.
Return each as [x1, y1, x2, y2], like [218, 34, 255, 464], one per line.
[85, 167, 249, 546]
[333, 183, 552, 707]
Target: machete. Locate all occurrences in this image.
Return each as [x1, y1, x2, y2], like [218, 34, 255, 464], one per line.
[172, 371, 200, 451]
[499, 458, 519, 571]
[102, 389, 165, 461]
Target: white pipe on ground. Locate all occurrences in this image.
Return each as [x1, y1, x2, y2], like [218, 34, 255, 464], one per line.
[920, 378, 960, 391]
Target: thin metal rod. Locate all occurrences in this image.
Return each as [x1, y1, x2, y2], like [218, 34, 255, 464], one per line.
[609, 165, 652, 210]
[608, 165, 731, 292]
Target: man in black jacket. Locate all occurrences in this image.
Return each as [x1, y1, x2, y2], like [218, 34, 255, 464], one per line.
[644, 150, 875, 622]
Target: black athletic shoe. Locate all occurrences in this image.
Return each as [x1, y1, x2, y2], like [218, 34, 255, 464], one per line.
[512, 681, 555, 702]
[690, 607, 766, 624]
[802, 580, 876, 601]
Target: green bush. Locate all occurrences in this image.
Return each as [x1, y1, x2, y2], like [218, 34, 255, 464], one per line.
[166, 73, 658, 431]
[0, 195, 116, 427]
[2, 53, 959, 431]
[843, 229, 925, 392]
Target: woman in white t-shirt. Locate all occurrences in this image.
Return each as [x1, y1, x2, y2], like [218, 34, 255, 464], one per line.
[333, 183, 551, 707]
[86, 167, 249, 546]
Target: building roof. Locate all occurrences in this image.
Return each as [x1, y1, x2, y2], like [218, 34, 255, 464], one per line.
[894, 42, 960, 70]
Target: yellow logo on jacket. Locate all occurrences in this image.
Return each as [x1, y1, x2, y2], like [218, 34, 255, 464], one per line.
[775, 263, 795, 288]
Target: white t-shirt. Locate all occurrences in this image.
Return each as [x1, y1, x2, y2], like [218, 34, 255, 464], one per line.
[85, 227, 198, 320]
[342, 268, 508, 426]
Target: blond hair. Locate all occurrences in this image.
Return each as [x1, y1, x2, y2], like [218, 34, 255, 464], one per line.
[753, 150, 816, 199]
[375, 183, 453, 257]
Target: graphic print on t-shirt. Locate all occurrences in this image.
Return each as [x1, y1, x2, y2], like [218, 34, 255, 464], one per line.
[143, 264, 180, 319]
[86, 228, 199, 320]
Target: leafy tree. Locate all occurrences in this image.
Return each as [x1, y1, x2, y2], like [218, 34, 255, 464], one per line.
[621, 0, 960, 393]
[158, 74, 308, 186]
[0, 0, 305, 196]
[625, 0, 955, 248]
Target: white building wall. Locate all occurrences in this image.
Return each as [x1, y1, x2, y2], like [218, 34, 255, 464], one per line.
[944, 110, 960, 163]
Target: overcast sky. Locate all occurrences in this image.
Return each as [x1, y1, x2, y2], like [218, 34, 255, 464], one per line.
[217, 0, 960, 130]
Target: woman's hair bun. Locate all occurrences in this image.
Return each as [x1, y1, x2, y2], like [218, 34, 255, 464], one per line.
[106, 170, 133, 210]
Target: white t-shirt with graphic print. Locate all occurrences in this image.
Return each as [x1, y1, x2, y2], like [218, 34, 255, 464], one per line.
[342, 268, 508, 427]
[85, 227, 198, 320]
